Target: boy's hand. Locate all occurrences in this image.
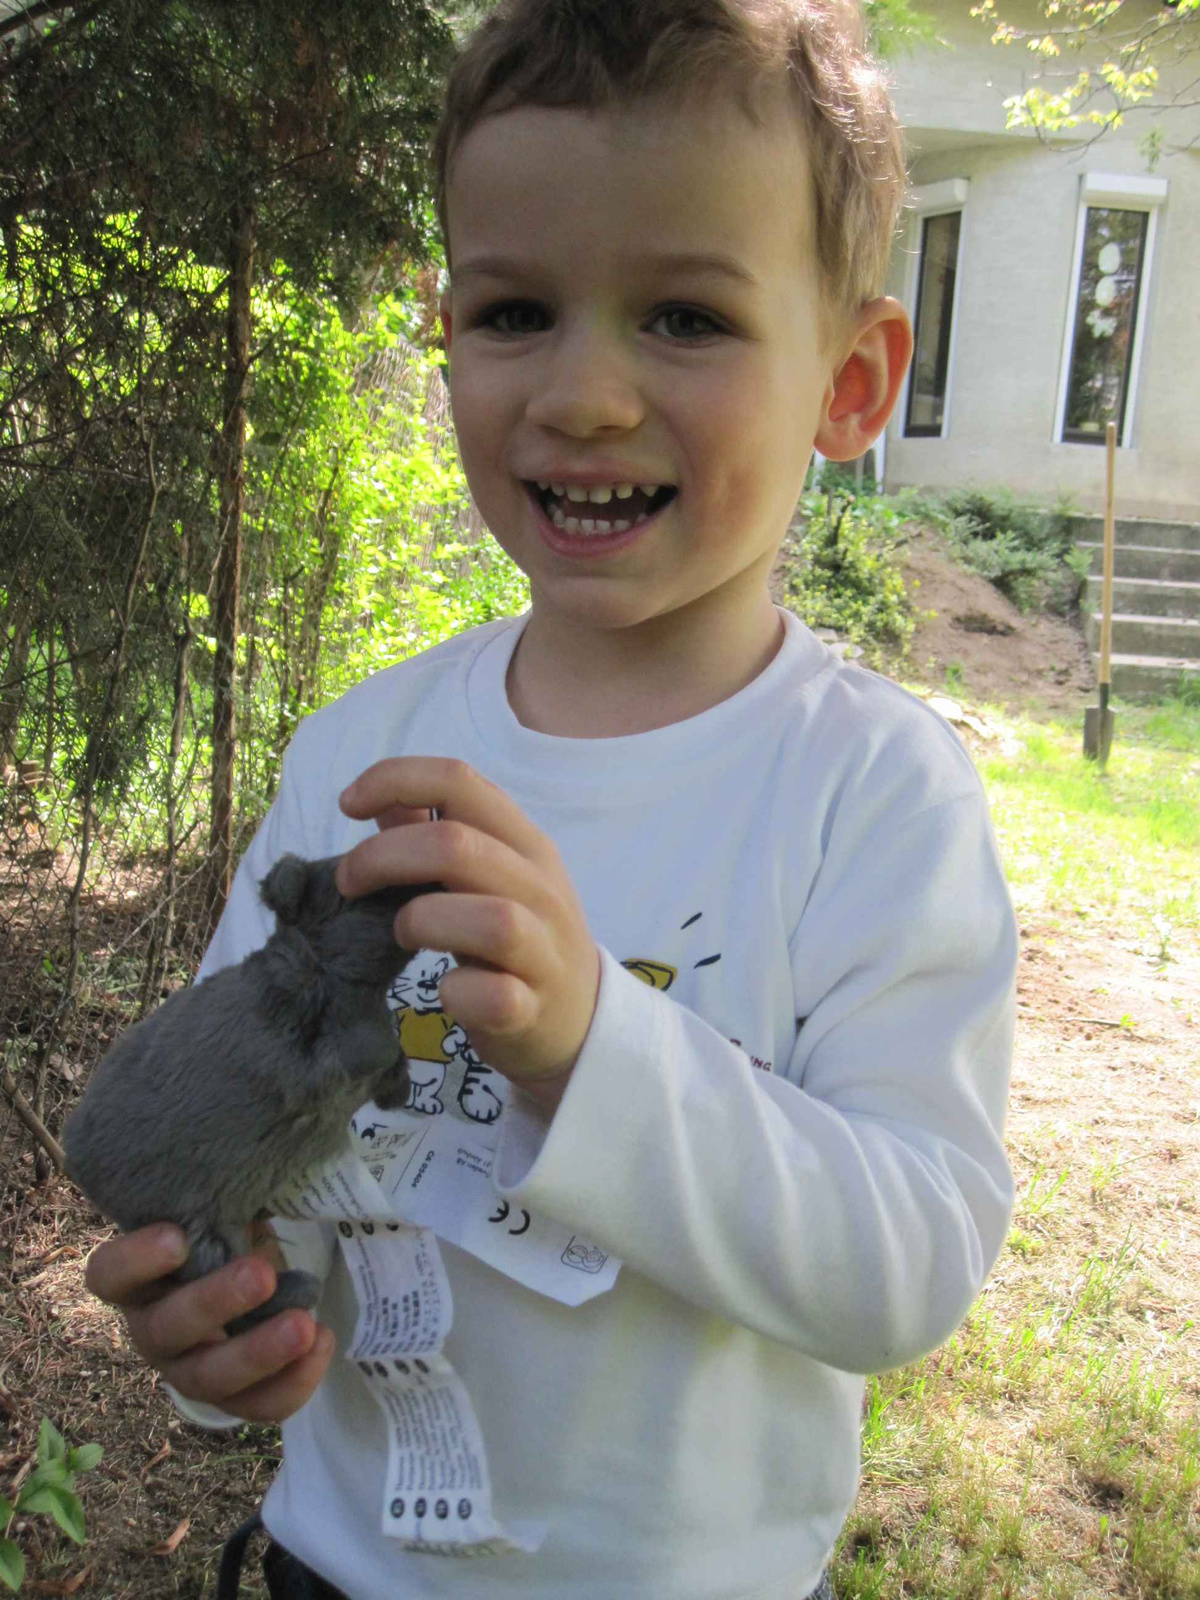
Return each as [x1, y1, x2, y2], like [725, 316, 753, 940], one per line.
[84, 1224, 335, 1423]
[338, 757, 601, 1112]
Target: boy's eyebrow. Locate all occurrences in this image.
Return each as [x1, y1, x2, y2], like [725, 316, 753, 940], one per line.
[452, 251, 761, 288]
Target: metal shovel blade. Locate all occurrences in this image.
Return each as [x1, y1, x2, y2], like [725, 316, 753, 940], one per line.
[1083, 703, 1115, 766]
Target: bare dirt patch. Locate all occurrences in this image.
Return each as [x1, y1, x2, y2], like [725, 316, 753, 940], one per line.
[886, 527, 1096, 715]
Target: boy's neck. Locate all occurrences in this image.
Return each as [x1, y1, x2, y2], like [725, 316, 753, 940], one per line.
[505, 589, 784, 739]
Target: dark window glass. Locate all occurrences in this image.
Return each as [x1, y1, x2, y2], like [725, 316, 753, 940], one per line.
[1062, 207, 1148, 444]
[905, 211, 961, 438]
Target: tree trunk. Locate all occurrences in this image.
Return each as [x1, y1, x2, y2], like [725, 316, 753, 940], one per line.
[205, 200, 255, 931]
[0, 592, 33, 766]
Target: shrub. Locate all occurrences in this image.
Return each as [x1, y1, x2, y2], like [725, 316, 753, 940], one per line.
[782, 492, 913, 658]
[900, 487, 1086, 615]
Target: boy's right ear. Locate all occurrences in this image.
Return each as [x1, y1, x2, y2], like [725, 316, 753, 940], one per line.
[439, 292, 453, 361]
[259, 854, 310, 925]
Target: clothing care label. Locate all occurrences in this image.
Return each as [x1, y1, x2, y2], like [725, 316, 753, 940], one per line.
[350, 1095, 620, 1307]
[272, 1154, 543, 1555]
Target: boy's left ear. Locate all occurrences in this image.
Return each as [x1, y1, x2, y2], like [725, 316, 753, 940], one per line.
[813, 297, 913, 463]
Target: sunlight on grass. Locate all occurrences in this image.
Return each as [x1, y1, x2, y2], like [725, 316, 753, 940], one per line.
[835, 1151, 1200, 1598]
[831, 700, 1200, 1597]
[971, 701, 1199, 947]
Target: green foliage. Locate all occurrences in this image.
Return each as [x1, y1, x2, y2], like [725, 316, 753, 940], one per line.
[972, 0, 1199, 164]
[782, 492, 914, 657]
[864, 0, 940, 57]
[900, 486, 1087, 614]
[0, 1419, 103, 1592]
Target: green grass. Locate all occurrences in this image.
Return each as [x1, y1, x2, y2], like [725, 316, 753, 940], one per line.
[972, 700, 1199, 948]
[830, 694, 1200, 1597]
[834, 1154, 1200, 1598]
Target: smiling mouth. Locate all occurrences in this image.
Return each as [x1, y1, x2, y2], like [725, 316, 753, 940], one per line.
[526, 481, 677, 535]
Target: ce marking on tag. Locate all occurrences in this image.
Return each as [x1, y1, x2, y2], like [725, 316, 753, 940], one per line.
[488, 1199, 531, 1236]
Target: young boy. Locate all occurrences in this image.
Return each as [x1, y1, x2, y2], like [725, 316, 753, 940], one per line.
[86, 1, 1017, 1596]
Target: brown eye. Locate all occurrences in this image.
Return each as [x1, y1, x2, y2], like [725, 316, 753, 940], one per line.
[487, 302, 549, 335]
[651, 305, 723, 340]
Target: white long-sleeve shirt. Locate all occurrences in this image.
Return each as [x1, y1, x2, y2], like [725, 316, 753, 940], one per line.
[186, 609, 1016, 1600]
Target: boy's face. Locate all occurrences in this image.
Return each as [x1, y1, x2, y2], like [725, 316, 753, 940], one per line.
[441, 92, 845, 647]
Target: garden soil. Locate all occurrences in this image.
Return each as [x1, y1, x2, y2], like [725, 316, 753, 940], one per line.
[3, 537, 1197, 1599]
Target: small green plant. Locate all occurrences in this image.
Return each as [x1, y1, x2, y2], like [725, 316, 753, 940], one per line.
[943, 661, 965, 696]
[0, 1419, 103, 1593]
[782, 492, 913, 658]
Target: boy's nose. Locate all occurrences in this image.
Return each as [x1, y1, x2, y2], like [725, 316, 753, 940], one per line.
[524, 329, 644, 438]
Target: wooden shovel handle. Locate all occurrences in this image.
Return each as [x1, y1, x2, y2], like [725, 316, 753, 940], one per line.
[1099, 421, 1116, 688]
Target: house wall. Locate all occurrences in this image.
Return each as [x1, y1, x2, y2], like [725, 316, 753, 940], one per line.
[880, 1, 1200, 522]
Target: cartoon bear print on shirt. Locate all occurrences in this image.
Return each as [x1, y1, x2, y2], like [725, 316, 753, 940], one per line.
[388, 951, 505, 1125]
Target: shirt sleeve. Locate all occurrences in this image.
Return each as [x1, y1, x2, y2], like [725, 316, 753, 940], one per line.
[494, 788, 1017, 1376]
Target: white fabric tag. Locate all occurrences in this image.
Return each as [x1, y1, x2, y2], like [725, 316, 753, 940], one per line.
[272, 1153, 543, 1555]
[351, 1099, 620, 1307]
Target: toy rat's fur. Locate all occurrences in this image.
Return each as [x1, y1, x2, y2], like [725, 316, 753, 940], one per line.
[65, 853, 429, 1333]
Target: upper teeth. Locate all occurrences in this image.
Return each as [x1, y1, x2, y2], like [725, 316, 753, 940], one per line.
[538, 482, 657, 503]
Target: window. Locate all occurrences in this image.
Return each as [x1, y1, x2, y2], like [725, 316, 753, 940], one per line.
[1057, 174, 1167, 447]
[905, 210, 962, 437]
[1061, 208, 1148, 443]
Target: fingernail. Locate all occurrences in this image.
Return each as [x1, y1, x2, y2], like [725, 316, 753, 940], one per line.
[339, 780, 358, 809]
[158, 1227, 188, 1267]
[279, 1316, 311, 1357]
[234, 1258, 265, 1303]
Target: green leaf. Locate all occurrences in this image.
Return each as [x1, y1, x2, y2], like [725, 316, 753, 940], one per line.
[67, 1444, 103, 1474]
[0, 1501, 12, 1530]
[21, 1460, 73, 1495]
[0, 1537, 25, 1592]
[17, 1487, 84, 1545]
[37, 1419, 67, 1465]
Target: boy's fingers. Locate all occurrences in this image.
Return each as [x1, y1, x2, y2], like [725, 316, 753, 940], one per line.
[395, 892, 546, 983]
[132, 1255, 277, 1362]
[85, 1225, 188, 1310]
[338, 817, 542, 909]
[217, 1325, 337, 1424]
[163, 1311, 328, 1412]
[340, 758, 548, 862]
[375, 803, 438, 831]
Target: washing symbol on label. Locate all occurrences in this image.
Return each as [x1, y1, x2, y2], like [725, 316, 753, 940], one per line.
[391, 1499, 405, 1519]
[561, 1236, 608, 1274]
[457, 1499, 472, 1520]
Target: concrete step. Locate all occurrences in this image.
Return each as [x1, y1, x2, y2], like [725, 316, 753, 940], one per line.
[1103, 652, 1200, 700]
[1085, 574, 1200, 619]
[1086, 611, 1200, 658]
[1069, 515, 1200, 551]
[1078, 542, 1200, 583]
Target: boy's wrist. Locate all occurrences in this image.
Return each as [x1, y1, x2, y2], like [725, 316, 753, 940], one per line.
[515, 1061, 575, 1120]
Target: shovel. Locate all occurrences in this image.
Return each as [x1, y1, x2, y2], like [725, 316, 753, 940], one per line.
[1084, 421, 1117, 768]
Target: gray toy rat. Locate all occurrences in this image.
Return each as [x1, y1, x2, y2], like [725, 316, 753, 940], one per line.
[65, 853, 431, 1334]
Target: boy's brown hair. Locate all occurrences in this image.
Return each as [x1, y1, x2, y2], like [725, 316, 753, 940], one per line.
[433, 0, 906, 336]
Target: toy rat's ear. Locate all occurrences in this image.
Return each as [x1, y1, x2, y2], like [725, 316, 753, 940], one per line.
[259, 854, 310, 924]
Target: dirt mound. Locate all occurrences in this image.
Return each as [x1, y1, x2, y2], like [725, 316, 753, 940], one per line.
[885, 528, 1095, 712]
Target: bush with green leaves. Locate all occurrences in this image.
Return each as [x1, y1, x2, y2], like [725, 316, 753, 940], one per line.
[0, 1418, 103, 1593]
[782, 492, 914, 658]
[899, 486, 1088, 615]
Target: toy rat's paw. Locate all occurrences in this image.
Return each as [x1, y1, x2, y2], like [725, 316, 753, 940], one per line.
[371, 1053, 412, 1112]
[224, 1268, 322, 1338]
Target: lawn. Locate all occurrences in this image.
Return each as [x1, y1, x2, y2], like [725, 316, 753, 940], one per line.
[834, 694, 1200, 1599]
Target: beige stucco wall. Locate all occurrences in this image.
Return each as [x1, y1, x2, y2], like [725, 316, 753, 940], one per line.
[880, 1, 1200, 522]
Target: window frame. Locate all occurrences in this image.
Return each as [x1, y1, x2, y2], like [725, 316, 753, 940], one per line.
[900, 179, 968, 442]
[1054, 173, 1168, 449]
